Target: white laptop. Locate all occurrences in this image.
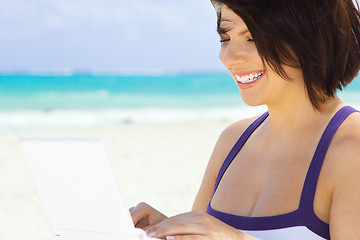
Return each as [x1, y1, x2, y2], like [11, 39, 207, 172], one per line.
[19, 137, 159, 240]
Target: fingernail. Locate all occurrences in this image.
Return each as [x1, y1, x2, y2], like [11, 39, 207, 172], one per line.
[166, 236, 175, 240]
[147, 231, 157, 238]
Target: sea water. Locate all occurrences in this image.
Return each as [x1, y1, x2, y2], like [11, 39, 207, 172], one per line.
[0, 73, 359, 131]
[0, 73, 243, 110]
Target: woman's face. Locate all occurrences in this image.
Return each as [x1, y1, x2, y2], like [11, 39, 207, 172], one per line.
[218, 5, 304, 107]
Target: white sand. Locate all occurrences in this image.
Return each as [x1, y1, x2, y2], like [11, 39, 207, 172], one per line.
[1, 96, 357, 239]
[0, 118, 233, 240]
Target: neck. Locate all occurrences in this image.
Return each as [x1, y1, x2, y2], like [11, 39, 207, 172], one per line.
[264, 95, 344, 138]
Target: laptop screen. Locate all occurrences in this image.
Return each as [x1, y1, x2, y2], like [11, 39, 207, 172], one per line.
[19, 137, 137, 238]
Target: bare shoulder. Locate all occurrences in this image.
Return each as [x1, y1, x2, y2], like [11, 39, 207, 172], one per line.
[326, 111, 360, 180]
[216, 115, 260, 154]
[206, 114, 262, 173]
[192, 114, 262, 210]
[326, 112, 360, 237]
[219, 114, 264, 144]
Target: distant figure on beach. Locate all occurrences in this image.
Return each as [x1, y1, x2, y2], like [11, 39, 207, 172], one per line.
[130, 0, 360, 239]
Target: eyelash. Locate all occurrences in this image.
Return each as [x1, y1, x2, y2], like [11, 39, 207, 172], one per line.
[220, 38, 230, 43]
[219, 37, 254, 44]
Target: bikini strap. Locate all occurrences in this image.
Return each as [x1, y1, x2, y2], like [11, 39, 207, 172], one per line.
[212, 112, 269, 195]
[299, 106, 359, 212]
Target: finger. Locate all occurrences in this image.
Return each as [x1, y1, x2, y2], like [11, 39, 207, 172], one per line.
[130, 202, 150, 226]
[130, 202, 149, 216]
[146, 214, 207, 238]
[165, 235, 205, 240]
[163, 210, 206, 221]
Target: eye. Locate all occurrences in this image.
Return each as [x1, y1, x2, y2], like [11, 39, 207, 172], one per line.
[219, 34, 230, 44]
[220, 37, 230, 44]
[247, 35, 255, 42]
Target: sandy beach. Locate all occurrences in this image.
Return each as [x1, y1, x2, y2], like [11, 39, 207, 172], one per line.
[0, 113, 237, 240]
[1, 102, 358, 239]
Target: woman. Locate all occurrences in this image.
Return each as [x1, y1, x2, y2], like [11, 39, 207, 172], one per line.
[130, 0, 360, 239]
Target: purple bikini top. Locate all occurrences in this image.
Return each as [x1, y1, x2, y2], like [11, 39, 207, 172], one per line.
[206, 106, 359, 240]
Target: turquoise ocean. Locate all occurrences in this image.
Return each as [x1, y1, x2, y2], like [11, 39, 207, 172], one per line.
[0, 73, 359, 131]
[0, 73, 243, 110]
[1, 73, 359, 110]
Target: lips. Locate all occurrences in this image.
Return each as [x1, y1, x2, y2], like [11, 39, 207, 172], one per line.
[234, 71, 265, 84]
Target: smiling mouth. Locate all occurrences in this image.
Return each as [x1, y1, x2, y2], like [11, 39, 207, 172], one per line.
[234, 71, 265, 84]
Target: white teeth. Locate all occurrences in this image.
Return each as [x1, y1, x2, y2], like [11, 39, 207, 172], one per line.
[235, 71, 264, 84]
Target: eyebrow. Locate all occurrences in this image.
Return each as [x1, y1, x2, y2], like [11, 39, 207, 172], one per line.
[217, 24, 231, 35]
[217, 20, 250, 36]
[217, 19, 232, 34]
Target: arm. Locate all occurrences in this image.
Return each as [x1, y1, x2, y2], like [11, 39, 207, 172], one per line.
[145, 210, 258, 240]
[328, 134, 360, 239]
[192, 117, 256, 211]
[145, 118, 261, 239]
[131, 120, 247, 228]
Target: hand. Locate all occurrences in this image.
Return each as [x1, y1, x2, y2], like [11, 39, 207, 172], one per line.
[144, 210, 254, 240]
[130, 202, 168, 229]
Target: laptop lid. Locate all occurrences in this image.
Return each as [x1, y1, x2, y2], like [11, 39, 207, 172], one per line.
[19, 137, 155, 240]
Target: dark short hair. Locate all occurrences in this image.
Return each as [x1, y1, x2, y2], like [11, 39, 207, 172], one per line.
[211, 0, 360, 110]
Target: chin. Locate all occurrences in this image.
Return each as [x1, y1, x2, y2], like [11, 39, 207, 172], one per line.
[240, 92, 266, 106]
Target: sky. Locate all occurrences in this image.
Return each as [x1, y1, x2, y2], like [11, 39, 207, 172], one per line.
[0, 0, 225, 74]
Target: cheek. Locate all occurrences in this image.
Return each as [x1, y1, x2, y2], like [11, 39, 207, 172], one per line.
[219, 46, 227, 63]
[248, 47, 262, 63]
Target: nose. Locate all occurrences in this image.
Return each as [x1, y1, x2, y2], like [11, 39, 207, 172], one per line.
[219, 41, 247, 67]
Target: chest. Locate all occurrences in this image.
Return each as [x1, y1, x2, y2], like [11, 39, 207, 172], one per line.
[210, 134, 332, 221]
